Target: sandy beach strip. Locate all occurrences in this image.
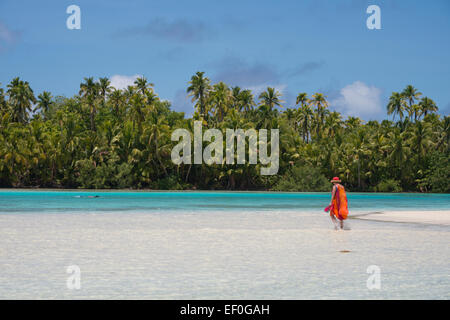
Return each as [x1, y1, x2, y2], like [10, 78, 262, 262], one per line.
[352, 210, 450, 226]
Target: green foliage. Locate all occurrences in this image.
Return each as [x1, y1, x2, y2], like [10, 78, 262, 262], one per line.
[75, 159, 134, 189]
[0, 77, 448, 193]
[273, 166, 330, 192]
[374, 179, 403, 193]
[151, 175, 191, 190]
[74, 159, 96, 188]
[425, 151, 450, 193]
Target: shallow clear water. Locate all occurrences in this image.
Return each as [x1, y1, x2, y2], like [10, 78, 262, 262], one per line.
[0, 191, 449, 299]
[1, 190, 449, 213]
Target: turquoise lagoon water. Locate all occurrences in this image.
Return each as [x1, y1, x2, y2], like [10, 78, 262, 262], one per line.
[0, 191, 449, 299]
[1, 190, 449, 214]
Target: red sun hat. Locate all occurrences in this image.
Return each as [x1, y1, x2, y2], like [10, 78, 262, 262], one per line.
[330, 176, 341, 183]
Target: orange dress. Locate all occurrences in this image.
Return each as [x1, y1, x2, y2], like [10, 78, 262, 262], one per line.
[330, 184, 349, 220]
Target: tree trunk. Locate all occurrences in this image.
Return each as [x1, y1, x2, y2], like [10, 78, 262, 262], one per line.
[185, 164, 192, 183]
[358, 159, 361, 189]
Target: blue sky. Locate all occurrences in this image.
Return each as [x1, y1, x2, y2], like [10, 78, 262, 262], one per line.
[0, 0, 449, 119]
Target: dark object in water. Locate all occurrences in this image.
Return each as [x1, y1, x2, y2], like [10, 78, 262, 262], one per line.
[74, 195, 100, 198]
[339, 250, 351, 253]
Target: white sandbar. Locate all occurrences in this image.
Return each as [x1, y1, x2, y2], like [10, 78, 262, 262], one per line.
[353, 210, 450, 226]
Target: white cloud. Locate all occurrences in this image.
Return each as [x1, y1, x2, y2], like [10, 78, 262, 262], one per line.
[331, 81, 383, 119]
[110, 74, 142, 90]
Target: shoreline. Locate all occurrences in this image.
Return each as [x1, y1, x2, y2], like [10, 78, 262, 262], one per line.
[352, 210, 450, 226]
[1, 190, 449, 225]
[0, 188, 448, 195]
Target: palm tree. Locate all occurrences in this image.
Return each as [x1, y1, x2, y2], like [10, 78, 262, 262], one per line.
[345, 116, 362, 131]
[437, 116, 450, 152]
[411, 104, 422, 122]
[346, 128, 371, 189]
[6, 77, 37, 123]
[210, 82, 230, 122]
[387, 130, 410, 180]
[256, 104, 276, 129]
[34, 91, 53, 118]
[387, 92, 405, 121]
[0, 127, 30, 185]
[310, 93, 328, 137]
[124, 85, 136, 98]
[98, 77, 112, 103]
[231, 86, 242, 111]
[419, 97, 438, 117]
[187, 71, 211, 116]
[141, 114, 171, 177]
[79, 77, 97, 97]
[409, 121, 433, 163]
[401, 85, 422, 121]
[296, 104, 313, 143]
[134, 76, 154, 97]
[109, 89, 124, 117]
[145, 90, 159, 113]
[369, 130, 389, 174]
[296, 92, 308, 107]
[324, 111, 343, 138]
[111, 120, 136, 163]
[0, 84, 7, 114]
[79, 77, 99, 131]
[130, 94, 146, 132]
[258, 87, 283, 111]
[283, 108, 297, 129]
[239, 89, 254, 115]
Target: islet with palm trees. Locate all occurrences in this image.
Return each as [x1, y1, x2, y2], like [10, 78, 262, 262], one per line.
[0, 72, 448, 193]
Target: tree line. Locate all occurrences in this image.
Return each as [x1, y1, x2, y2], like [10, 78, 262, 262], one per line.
[0, 72, 448, 192]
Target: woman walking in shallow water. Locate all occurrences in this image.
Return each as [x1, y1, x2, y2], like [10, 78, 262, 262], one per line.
[327, 177, 349, 229]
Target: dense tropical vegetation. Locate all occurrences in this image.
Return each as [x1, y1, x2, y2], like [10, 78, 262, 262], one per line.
[0, 73, 448, 192]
